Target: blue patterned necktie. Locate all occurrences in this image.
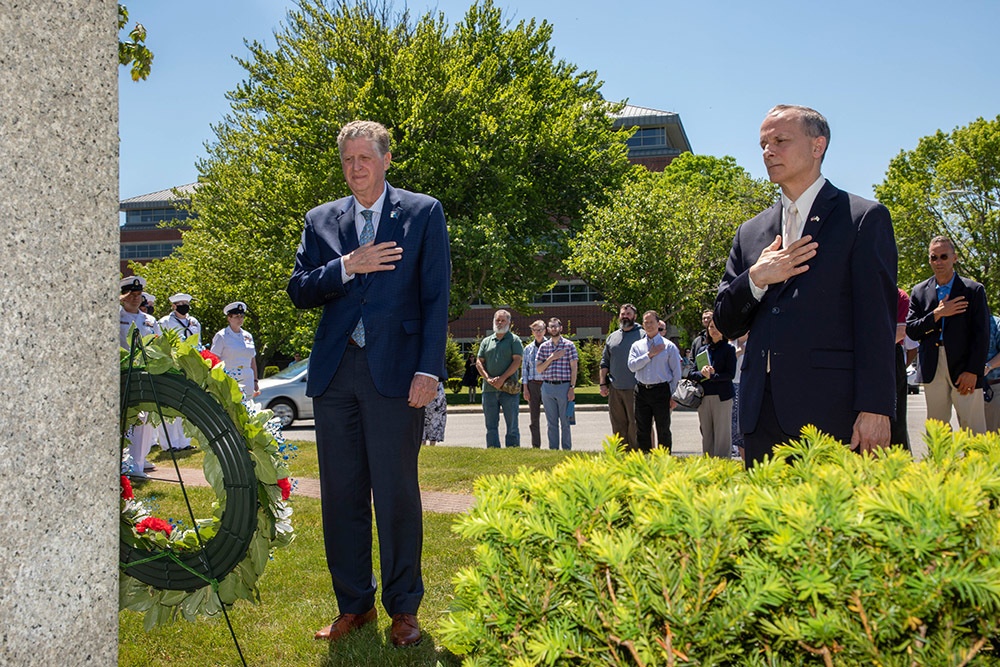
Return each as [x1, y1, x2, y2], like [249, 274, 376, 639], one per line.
[350, 209, 375, 347]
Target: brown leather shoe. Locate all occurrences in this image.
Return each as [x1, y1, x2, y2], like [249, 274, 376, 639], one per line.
[389, 613, 422, 647]
[314, 607, 376, 641]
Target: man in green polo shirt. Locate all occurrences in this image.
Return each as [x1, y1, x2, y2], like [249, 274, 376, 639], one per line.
[476, 309, 523, 448]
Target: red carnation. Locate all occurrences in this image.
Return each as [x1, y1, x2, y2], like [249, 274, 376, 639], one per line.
[277, 477, 292, 501]
[120, 475, 134, 500]
[199, 349, 221, 367]
[136, 517, 173, 536]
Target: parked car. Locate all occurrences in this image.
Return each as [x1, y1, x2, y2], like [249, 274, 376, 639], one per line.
[906, 360, 921, 394]
[256, 358, 312, 427]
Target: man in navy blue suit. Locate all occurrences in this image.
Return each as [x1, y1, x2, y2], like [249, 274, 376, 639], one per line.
[287, 120, 451, 647]
[715, 105, 897, 467]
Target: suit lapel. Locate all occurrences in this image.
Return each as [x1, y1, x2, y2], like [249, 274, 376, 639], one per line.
[802, 180, 838, 240]
[336, 200, 358, 254]
[375, 183, 403, 245]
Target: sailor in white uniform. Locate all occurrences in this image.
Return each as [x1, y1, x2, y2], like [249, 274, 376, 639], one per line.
[156, 293, 202, 451]
[119, 276, 161, 479]
[211, 301, 259, 398]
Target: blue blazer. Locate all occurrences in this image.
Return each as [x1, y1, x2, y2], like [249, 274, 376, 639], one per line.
[287, 183, 451, 398]
[906, 272, 989, 388]
[714, 181, 898, 443]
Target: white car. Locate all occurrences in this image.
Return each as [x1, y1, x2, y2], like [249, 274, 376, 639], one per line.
[256, 358, 312, 427]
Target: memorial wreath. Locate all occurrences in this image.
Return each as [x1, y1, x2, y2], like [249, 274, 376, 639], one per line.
[119, 330, 294, 629]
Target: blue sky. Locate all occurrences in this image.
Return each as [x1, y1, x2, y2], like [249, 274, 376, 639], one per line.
[119, 0, 999, 201]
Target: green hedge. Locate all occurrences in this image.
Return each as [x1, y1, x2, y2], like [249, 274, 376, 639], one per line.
[441, 423, 1000, 666]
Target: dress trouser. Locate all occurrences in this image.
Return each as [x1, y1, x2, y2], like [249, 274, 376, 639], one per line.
[697, 394, 732, 458]
[890, 344, 910, 449]
[607, 385, 637, 449]
[525, 380, 543, 448]
[313, 344, 424, 616]
[924, 347, 986, 434]
[633, 383, 671, 452]
[742, 375, 795, 469]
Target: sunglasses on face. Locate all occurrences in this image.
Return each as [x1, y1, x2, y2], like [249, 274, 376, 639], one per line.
[930, 253, 951, 262]
[657, 327, 665, 332]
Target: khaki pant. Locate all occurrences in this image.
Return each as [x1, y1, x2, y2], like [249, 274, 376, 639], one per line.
[607, 385, 637, 449]
[924, 347, 986, 433]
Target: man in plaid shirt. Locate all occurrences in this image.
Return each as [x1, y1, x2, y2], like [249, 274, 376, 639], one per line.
[535, 317, 578, 450]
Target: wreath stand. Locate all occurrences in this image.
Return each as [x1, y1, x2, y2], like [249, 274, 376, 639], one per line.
[120, 329, 253, 666]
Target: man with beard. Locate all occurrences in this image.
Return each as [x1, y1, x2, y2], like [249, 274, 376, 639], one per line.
[599, 304, 642, 448]
[476, 309, 523, 448]
[536, 317, 579, 450]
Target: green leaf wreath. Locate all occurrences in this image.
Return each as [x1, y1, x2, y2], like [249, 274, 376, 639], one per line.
[119, 329, 294, 629]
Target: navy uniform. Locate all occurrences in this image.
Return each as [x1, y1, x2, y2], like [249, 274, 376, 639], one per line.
[119, 276, 161, 479]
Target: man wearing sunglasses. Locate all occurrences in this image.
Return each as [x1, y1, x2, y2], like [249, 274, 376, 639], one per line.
[906, 236, 988, 433]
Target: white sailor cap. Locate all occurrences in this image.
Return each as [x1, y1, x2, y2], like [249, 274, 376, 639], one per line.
[141, 292, 156, 304]
[224, 301, 248, 316]
[169, 293, 193, 304]
[120, 276, 146, 292]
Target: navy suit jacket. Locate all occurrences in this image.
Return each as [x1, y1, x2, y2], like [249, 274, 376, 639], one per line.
[714, 181, 898, 443]
[905, 273, 989, 388]
[287, 183, 451, 398]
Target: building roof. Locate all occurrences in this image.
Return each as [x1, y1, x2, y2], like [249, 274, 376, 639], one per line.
[119, 183, 199, 211]
[610, 103, 693, 155]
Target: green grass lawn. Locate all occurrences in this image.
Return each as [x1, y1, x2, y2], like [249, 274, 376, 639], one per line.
[122, 446, 585, 666]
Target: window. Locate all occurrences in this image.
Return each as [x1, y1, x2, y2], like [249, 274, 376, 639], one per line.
[123, 208, 193, 228]
[626, 127, 667, 149]
[120, 242, 182, 260]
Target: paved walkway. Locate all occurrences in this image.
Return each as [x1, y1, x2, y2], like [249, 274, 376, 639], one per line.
[151, 465, 476, 514]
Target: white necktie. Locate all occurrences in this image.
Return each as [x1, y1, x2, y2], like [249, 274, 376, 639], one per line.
[784, 203, 801, 248]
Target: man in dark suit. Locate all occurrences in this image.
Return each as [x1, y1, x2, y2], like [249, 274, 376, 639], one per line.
[287, 120, 451, 647]
[906, 235, 988, 433]
[714, 105, 898, 467]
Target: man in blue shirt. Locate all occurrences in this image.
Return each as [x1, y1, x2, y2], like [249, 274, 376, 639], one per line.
[627, 310, 682, 452]
[906, 236, 988, 433]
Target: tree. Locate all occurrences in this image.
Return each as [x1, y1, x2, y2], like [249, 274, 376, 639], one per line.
[141, 0, 633, 363]
[567, 153, 776, 340]
[118, 4, 152, 81]
[875, 115, 1000, 306]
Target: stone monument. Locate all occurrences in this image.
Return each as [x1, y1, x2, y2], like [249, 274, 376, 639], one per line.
[0, 1, 119, 664]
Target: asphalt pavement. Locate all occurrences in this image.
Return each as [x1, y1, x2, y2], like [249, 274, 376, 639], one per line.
[283, 391, 939, 459]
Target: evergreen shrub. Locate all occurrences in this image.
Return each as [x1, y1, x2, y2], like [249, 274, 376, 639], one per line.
[441, 422, 1000, 666]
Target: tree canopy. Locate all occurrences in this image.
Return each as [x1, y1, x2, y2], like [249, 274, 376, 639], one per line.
[875, 115, 1000, 306]
[566, 153, 776, 340]
[139, 0, 634, 362]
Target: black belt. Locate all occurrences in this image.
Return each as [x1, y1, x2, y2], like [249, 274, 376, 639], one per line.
[544, 380, 569, 384]
[527, 379, 543, 384]
[637, 381, 668, 390]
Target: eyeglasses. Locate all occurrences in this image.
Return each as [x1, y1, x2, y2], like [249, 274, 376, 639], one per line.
[930, 253, 951, 262]
[657, 327, 666, 332]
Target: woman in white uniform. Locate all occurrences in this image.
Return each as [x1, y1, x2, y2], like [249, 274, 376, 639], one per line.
[210, 301, 259, 398]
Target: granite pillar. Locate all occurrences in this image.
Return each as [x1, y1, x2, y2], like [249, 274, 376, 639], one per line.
[0, 1, 119, 665]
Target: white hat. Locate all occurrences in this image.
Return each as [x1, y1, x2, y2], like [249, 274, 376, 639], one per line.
[141, 292, 156, 304]
[224, 301, 248, 316]
[120, 276, 146, 291]
[169, 293, 193, 304]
